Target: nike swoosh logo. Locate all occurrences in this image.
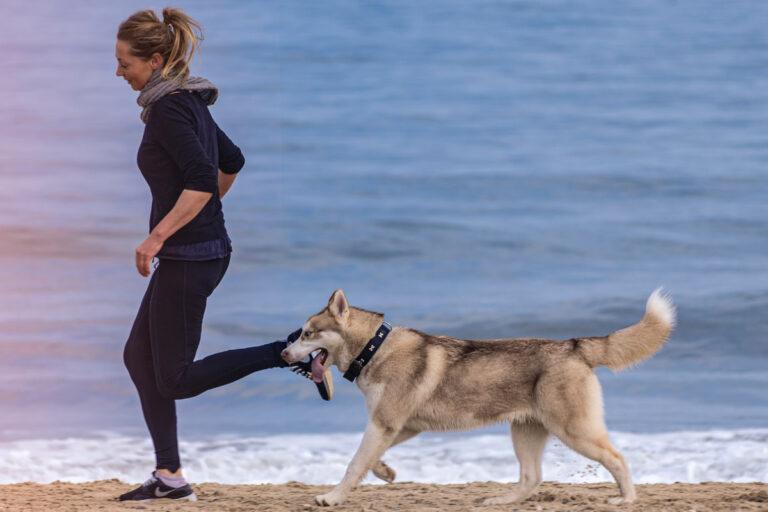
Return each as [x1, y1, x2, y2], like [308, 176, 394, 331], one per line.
[154, 487, 177, 498]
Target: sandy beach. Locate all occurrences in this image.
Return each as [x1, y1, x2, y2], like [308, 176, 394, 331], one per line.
[1, 481, 766, 511]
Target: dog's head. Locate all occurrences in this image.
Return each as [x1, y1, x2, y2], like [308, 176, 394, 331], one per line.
[280, 289, 353, 381]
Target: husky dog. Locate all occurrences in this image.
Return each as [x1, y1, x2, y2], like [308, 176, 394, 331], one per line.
[281, 289, 675, 506]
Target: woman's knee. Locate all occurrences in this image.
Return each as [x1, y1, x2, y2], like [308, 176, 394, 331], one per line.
[123, 336, 156, 387]
[123, 339, 141, 377]
[155, 372, 195, 400]
[154, 372, 177, 399]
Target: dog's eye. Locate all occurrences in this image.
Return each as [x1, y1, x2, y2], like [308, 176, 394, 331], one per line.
[303, 330, 313, 338]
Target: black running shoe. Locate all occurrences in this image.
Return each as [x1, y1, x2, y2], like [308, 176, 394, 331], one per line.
[117, 471, 197, 502]
[285, 328, 334, 401]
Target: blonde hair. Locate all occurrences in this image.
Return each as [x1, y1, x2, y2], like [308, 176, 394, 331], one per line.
[117, 7, 203, 82]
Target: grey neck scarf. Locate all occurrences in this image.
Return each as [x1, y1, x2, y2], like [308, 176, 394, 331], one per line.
[137, 69, 219, 123]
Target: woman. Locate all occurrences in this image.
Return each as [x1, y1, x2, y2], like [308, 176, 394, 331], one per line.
[115, 8, 332, 502]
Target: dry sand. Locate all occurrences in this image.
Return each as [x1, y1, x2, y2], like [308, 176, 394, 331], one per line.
[1, 481, 766, 511]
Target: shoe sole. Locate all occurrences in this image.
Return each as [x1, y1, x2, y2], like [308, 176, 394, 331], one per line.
[124, 492, 198, 502]
[322, 368, 334, 400]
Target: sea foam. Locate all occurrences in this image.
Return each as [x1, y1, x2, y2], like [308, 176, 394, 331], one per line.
[0, 429, 766, 485]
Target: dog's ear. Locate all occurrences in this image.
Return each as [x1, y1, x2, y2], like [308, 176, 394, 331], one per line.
[328, 289, 349, 322]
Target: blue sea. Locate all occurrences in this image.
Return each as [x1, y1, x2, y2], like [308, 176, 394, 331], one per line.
[0, 0, 766, 484]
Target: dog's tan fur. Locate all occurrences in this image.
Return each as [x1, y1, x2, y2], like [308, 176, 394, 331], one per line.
[281, 289, 675, 507]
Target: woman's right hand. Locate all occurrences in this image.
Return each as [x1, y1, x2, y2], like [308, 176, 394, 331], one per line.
[135, 235, 164, 277]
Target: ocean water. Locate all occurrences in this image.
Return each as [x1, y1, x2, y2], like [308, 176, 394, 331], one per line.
[0, 0, 766, 484]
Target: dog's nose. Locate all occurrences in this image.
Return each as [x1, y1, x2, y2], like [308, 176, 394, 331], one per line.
[280, 348, 291, 363]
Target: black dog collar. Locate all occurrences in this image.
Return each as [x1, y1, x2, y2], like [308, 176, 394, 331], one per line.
[343, 321, 392, 382]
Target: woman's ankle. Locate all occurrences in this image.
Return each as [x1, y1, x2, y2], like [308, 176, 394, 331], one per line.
[156, 467, 183, 478]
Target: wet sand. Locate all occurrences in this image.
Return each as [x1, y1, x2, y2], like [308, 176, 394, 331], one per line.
[1, 481, 766, 511]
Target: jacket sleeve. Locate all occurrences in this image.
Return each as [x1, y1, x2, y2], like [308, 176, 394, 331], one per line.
[150, 98, 218, 193]
[216, 122, 245, 174]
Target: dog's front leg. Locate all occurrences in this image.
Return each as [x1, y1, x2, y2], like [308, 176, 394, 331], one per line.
[315, 421, 397, 506]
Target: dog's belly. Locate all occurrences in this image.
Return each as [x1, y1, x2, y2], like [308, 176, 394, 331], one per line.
[406, 398, 534, 432]
[402, 366, 537, 432]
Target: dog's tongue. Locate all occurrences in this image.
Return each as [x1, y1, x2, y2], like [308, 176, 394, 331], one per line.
[311, 350, 327, 383]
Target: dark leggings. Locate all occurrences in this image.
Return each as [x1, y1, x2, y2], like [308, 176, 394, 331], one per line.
[123, 254, 288, 472]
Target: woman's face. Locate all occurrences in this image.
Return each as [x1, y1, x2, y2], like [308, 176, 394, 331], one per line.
[115, 39, 162, 91]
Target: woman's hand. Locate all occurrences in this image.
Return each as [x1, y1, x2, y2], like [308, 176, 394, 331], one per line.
[135, 234, 164, 277]
[133, 189, 212, 277]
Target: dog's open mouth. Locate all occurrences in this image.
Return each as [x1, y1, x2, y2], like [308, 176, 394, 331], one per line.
[311, 349, 328, 383]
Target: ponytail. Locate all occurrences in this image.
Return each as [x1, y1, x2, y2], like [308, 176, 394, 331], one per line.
[159, 7, 203, 81]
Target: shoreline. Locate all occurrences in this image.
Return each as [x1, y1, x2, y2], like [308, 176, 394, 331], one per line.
[1, 481, 766, 511]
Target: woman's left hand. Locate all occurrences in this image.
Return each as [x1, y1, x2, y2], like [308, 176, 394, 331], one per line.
[135, 235, 164, 277]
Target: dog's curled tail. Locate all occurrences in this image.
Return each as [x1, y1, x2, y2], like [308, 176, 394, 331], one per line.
[576, 288, 676, 371]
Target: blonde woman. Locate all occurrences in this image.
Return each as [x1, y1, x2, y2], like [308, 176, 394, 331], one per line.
[115, 8, 332, 502]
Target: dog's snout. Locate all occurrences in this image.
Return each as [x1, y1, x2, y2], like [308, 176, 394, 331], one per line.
[280, 348, 291, 363]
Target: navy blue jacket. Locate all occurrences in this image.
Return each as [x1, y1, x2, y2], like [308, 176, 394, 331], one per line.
[137, 89, 245, 259]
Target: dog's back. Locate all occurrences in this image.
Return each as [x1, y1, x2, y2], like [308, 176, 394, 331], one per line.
[362, 286, 674, 432]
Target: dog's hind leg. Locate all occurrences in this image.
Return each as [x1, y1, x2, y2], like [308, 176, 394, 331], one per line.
[539, 371, 636, 504]
[483, 421, 549, 505]
[555, 428, 635, 505]
[315, 420, 399, 506]
[371, 428, 420, 483]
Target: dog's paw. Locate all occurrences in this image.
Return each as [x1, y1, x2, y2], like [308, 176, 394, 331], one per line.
[315, 492, 346, 506]
[372, 461, 396, 483]
[607, 496, 636, 505]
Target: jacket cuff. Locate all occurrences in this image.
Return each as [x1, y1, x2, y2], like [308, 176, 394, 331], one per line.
[219, 151, 245, 175]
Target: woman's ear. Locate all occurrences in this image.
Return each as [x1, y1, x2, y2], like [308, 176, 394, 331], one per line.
[150, 52, 164, 70]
